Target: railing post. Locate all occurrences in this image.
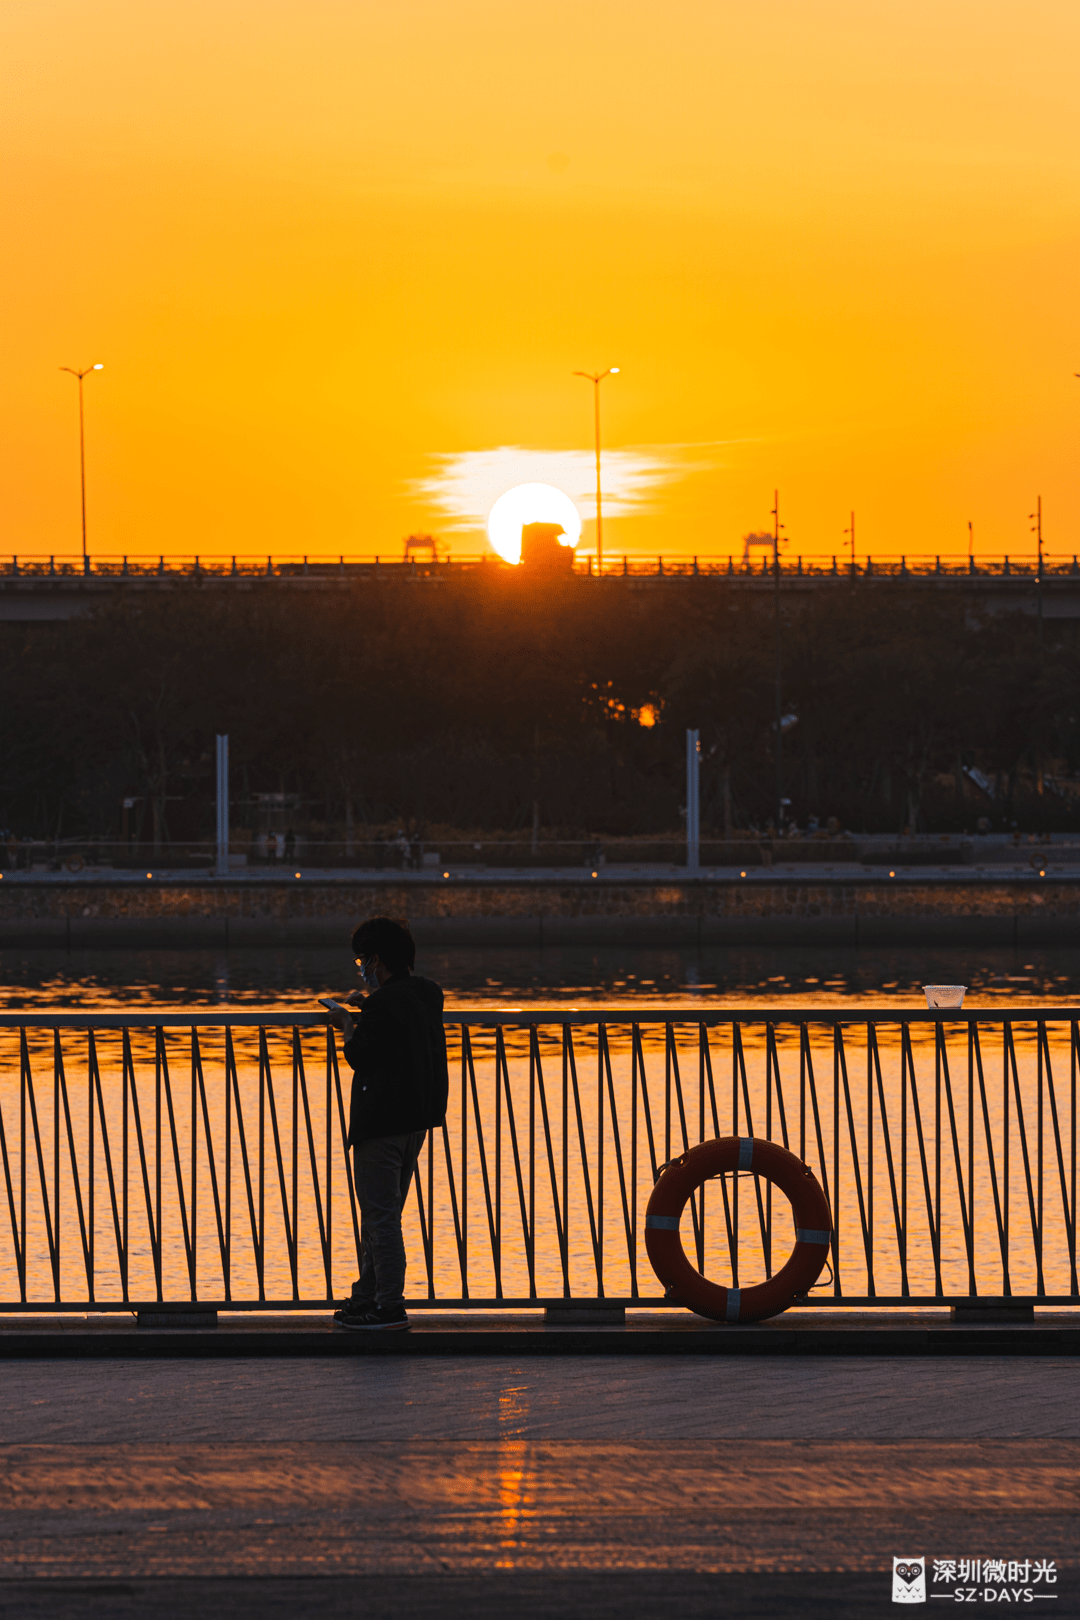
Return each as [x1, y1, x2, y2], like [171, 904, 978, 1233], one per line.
[215, 734, 229, 877]
[685, 729, 700, 871]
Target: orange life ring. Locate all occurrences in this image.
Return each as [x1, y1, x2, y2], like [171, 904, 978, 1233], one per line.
[645, 1136, 832, 1323]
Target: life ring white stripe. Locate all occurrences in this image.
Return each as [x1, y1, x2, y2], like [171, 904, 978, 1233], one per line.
[738, 1138, 754, 1169]
[796, 1228, 831, 1245]
[726, 1287, 741, 1321]
[645, 1214, 680, 1230]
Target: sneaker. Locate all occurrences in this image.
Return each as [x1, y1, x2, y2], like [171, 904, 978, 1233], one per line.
[334, 1302, 410, 1331]
[333, 1299, 375, 1324]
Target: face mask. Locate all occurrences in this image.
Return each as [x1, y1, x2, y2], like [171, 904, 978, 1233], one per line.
[362, 958, 380, 988]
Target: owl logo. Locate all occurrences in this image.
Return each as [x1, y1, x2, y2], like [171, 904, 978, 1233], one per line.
[892, 1556, 926, 1603]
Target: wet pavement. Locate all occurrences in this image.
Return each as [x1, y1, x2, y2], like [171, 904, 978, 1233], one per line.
[0, 1347, 1076, 1617]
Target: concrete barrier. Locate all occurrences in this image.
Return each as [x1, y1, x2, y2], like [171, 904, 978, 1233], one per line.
[0, 871, 1078, 947]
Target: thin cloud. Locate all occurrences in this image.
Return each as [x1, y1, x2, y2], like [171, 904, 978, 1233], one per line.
[410, 444, 715, 531]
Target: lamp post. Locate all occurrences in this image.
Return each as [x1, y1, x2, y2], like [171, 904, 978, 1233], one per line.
[771, 490, 786, 831]
[572, 366, 619, 572]
[1029, 495, 1043, 641]
[59, 363, 104, 558]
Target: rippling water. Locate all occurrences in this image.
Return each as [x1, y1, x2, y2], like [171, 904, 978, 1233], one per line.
[3, 943, 1080, 1009]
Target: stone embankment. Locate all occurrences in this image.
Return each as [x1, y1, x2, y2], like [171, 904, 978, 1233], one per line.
[1, 870, 1078, 947]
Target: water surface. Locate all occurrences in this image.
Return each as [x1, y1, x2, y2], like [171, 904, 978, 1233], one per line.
[2, 944, 1080, 1010]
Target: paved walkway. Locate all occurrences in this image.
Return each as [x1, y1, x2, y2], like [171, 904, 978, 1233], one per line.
[4, 1352, 1080, 1441]
[0, 1354, 1075, 1617]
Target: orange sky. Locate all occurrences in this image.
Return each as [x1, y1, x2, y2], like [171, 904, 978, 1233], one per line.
[3, 0, 1080, 562]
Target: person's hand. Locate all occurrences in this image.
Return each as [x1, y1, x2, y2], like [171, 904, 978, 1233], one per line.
[344, 989, 366, 1006]
[323, 1003, 355, 1038]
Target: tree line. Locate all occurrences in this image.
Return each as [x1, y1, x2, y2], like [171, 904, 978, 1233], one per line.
[2, 573, 1077, 845]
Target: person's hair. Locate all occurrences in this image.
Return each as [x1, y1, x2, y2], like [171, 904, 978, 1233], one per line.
[351, 916, 416, 974]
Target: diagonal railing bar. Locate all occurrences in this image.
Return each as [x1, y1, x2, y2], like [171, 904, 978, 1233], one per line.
[800, 1025, 832, 1211]
[328, 1035, 362, 1277]
[596, 1024, 604, 1298]
[323, 1033, 331, 1296]
[731, 1024, 744, 1286]
[86, 1033, 95, 1300]
[1038, 1022, 1045, 1300]
[937, 1024, 976, 1297]
[1, 1040, 31, 1300]
[763, 1025, 779, 1277]
[701, 1025, 738, 1282]
[227, 1027, 263, 1299]
[767, 1024, 791, 1149]
[1074, 1022, 1079, 1298]
[702, 1026, 722, 1139]
[125, 1031, 161, 1299]
[439, 1117, 466, 1297]
[24, 1032, 62, 1301]
[1039, 1022, 1077, 1297]
[902, 1022, 941, 1295]
[192, 1030, 228, 1300]
[698, 1026, 737, 1283]
[224, 1027, 233, 1297]
[566, 1025, 602, 1293]
[601, 1024, 635, 1285]
[157, 1028, 195, 1300]
[291, 1036, 300, 1298]
[154, 1031, 163, 1295]
[260, 1029, 299, 1301]
[532, 1026, 568, 1297]
[869, 1024, 906, 1296]
[633, 1024, 659, 1182]
[189, 1033, 197, 1300]
[528, 1029, 536, 1299]
[292, 1029, 332, 1300]
[665, 1027, 703, 1267]
[735, 1023, 771, 1270]
[464, 1028, 500, 1294]
[0, 1054, 23, 1299]
[696, 1025, 706, 1267]
[799, 1025, 839, 1298]
[55, 1031, 92, 1301]
[412, 1134, 434, 1299]
[1007, 1022, 1044, 1295]
[496, 1026, 534, 1297]
[667, 1025, 692, 1155]
[864, 1025, 873, 1294]
[426, 1117, 436, 1299]
[835, 1024, 874, 1296]
[456, 1030, 469, 1299]
[88, 1031, 125, 1298]
[970, 1024, 1010, 1295]
[494, 1027, 502, 1298]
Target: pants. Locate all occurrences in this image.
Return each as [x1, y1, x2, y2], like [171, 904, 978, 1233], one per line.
[350, 1130, 426, 1310]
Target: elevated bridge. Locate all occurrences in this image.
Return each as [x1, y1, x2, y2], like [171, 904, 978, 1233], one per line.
[2, 550, 1079, 620]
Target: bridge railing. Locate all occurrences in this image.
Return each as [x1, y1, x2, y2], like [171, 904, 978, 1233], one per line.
[2, 553, 1078, 581]
[0, 1009, 1075, 1312]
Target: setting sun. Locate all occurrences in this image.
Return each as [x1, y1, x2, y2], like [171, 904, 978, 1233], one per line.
[486, 483, 582, 565]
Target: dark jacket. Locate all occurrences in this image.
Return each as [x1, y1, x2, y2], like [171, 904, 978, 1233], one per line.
[343, 973, 449, 1145]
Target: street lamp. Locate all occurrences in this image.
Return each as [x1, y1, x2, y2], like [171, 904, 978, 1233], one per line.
[771, 490, 787, 831]
[59, 362, 104, 558]
[572, 366, 619, 572]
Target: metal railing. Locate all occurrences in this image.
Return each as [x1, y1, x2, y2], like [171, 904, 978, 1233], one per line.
[0, 1009, 1075, 1312]
[3, 552, 1079, 582]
